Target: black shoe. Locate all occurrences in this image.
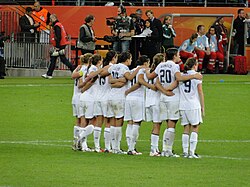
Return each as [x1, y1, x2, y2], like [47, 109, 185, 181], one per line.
[0, 76, 4, 79]
[127, 151, 134, 155]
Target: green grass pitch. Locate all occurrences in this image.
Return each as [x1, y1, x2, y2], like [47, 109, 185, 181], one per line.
[0, 75, 250, 186]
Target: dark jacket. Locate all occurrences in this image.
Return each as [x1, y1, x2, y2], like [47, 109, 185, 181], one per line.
[19, 14, 38, 42]
[233, 16, 245, 42]
[150, 17, 163, 42]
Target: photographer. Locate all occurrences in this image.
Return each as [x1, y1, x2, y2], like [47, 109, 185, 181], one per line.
[111, 5, 135, 53]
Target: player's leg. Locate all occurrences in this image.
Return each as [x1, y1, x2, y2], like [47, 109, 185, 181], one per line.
[124, 99, 133, 150]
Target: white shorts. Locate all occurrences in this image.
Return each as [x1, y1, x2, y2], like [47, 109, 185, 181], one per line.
[180, 109, 203, 126]
[145, 105, 161, 123]
[79, 100, 94, 119]
[108, 99, 125, 119]
[94, 100, 108, 117]
[72, 103, 81, 118]
[160, 100, 180, 121]
[124, 99, 145, 122]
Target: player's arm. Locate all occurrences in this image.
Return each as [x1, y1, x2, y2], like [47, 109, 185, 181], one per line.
[138, 74, 157, 91]
[145, 69, 157, 80]
[99, 65, 111, 77]
[78, 77, 87, 88]
[81, 81, 94, 93]
[198, 83, 205, 117]
[155, 78, 174, 96]
[175, 72, 202, 82]
[111, 81, 126, 88]
[125, 83, 140, 96]
[124, 67, 141, 81]
[71, 65, 82, 79]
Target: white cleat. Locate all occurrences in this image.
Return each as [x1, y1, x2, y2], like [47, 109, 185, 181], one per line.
[161, 150, 180, 158]
[188, 153, 201, 159]
[149, 152, 161, 157]
[41, 74, 53, 79]
[182, 152, 189, 158]
[81, 147, 94, 152]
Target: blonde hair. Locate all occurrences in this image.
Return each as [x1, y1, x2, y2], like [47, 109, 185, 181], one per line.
[80, 53, 93, 65]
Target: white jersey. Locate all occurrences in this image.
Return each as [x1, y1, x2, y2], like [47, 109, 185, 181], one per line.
[154, 60, 180, 101]
[126, 67, 144, 101]
[80, 65, 99, 102]
[71, 65, 88, 104]
[108, 63, 129, 100]
[144, 74, 160, 107]
[179, 70, 202, 110]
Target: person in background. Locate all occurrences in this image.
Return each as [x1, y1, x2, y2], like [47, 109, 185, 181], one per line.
[179, 57, 205, 159]
[162, 16, 176, 52]
[112, 5, 135, 53]
[77, 15, 96, 55]
[194, 25, 210, 72]
[42, 14, 75, 79]
[19, 7, 40, 42]
[33, 1, 51, 43]
[145, 10, 163, 53]
[135, 9, 145, 35]
[178, 33, 198, 71]
[233, 9, 245, 56]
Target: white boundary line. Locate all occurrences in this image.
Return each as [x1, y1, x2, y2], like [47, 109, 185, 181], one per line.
[1, 140, 249, 160]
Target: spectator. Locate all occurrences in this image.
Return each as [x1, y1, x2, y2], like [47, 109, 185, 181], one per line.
[179, 33, 198, 71]
[246, 13, 250, 44]
[140, 19, 159, 64]
[135, 9, 145, 35]
[213, 16, 228, 43]
[233, 9, 245, 56]
[112, 5, 135, 53]
[33, 1, 51, 43]
[19, 7, 40, 42]
[77, 15, 96, 55]
[195, 25, 210, 72]
[162, 16, 176, 51]
[206, 26, 226, 73]
[145, 10, 163, 53]
[42, 14, 75, 79]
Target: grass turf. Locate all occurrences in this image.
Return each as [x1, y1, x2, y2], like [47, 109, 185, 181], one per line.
[0, 75, 250, 186]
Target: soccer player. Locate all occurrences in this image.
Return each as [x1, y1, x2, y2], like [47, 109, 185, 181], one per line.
[71, 53, 92, 151]
[124, 55, 150, 155]
[93, 51, 120, 153]
[146, 48, 202, 157]
[108, 52, 140, 154]
[78, 54, 103, 152]
[178, 57, 205, 158]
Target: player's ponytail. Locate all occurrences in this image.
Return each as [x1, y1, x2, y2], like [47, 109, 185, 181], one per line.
[151, 53, 164, 72]
[184, 57, 197, 73]
[103, 50, 117, 67]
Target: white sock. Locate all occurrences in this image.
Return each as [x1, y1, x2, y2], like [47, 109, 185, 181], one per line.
[110, 126, 116, 150]
[115, 127, 122, 151]
[190, 132, 198, 155]
[166, 128, 175, 152]
[104, 127, 111, 150]
[125, 124, 133, 149]
[74, 125, 80, 139]
[94, 127, 102, 149]
[162, 129, 168, 151]
[129, 125, 140, 151]
[79, 125, 94, 140]
[182, 133, 189, 154]
[151, 134, 159, 152]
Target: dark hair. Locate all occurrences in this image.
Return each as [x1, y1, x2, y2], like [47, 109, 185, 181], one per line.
[136, 55, 150, 66]
[26, 7, 33, 12]
[103, 50, 117, 67]
[130, 13, 137, 19]
[189, 33, 198, 44]
[238, 9, 244, 14]
[184, 57, 197, 72]
[197, 25, 204, 32]
[166, 48, 178, 61]
[145, 10, 153, 16]
[119, 5, 126, 14]
[85, 15, 94, 23]
[151, 53, 164, 72]
[89, 54, 102, 66]
[119, 52, 131, 63]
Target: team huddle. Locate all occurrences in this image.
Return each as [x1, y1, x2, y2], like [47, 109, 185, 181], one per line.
[71, 48, 205, 158]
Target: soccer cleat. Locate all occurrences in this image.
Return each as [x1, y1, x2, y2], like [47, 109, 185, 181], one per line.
[41, 74, 53, 79]
[116, 149, 127, 154]
[94, 147, 104, 153]
[133, 149, 142, 155]
[81, 147, 94, 152]
[161, 150, 180, 158]
[127, 151, 134, 155]
[104, 149, 111, 153]
[182, 152, 189, 158]
[149, 151, 161, 157]
[189, 153, 200, 159]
